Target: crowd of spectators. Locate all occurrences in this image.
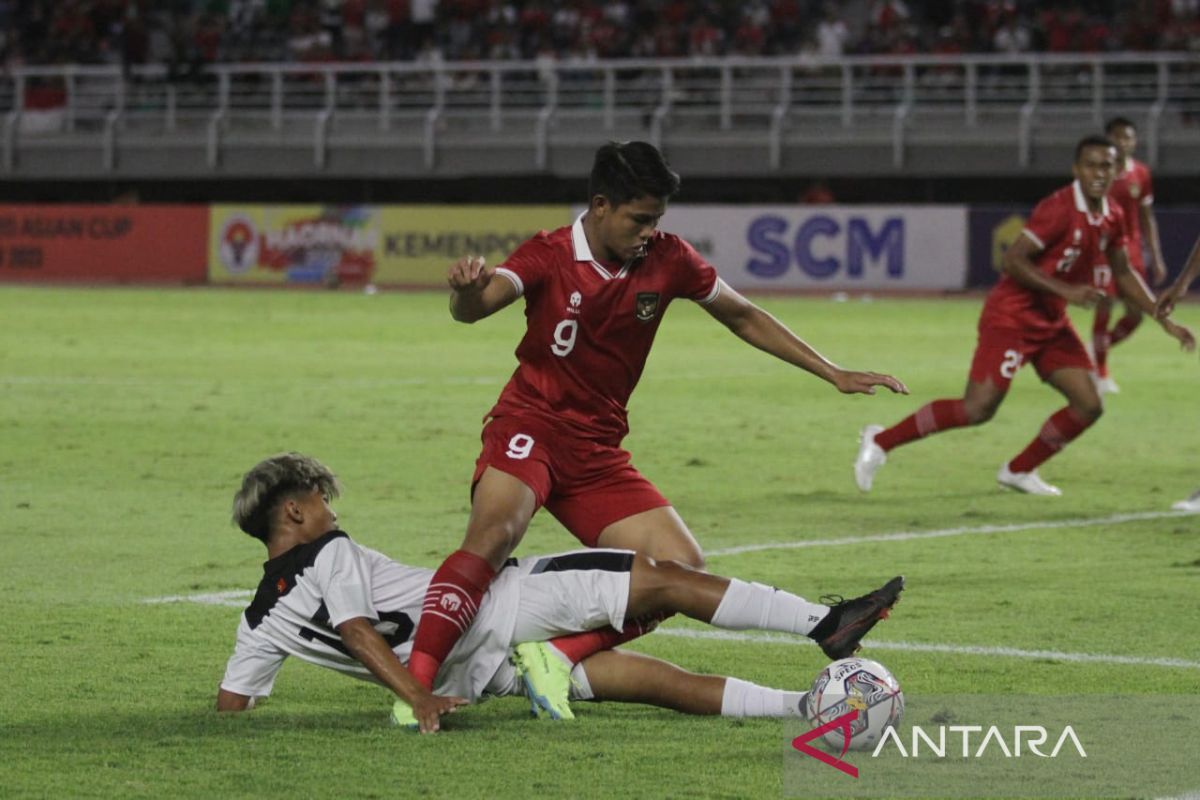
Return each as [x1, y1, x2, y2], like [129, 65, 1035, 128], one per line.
[1, 0, 1198, 71]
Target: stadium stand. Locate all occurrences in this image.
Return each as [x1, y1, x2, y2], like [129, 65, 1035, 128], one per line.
[1, 2, 1198, 181]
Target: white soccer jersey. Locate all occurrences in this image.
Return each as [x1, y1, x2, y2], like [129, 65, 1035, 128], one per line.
[219, 531, 521, 700]
[220, 532, 634, 703]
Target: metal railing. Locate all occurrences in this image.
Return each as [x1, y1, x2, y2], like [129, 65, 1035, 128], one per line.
[1, 52, 1197, 173]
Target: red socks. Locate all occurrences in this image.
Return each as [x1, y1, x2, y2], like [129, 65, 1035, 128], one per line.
[1092, 303, 1112, 376]
[408, 550, 497, 689]
[875, 399, 969, 452]
[1093, 305, 1142, 377]
[547, 614, 667, 665]
[1008, 407, 1094, 473]
[1108, 314, 1141, 347]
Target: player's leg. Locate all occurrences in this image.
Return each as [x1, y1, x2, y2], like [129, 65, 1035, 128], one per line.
[1109, 301, 1144, 350]
[574, 649, 808, 718]
[408, 417, 554, 689]
[534, 464, 702, 683]
[623, 555, 903, 660]
[508, 550, 899, 719]
[855, 327, 1013, 491]
[999, 326, 1102, 496]
[595, 505, 704, 568]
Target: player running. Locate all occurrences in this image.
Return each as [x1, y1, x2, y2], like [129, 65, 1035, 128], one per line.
[854, 135, 1194, 497]
[405, 140, 908, 718]
[216, 453, 904, 733]
[1090, 117, 1168, 394]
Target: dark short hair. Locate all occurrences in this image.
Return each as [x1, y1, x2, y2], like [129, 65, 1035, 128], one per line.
[1105, 116, 1136, 134]
[588, 141, 681, 208]
[1075, 134, 1116, 163]
[232, 452, 341, 543]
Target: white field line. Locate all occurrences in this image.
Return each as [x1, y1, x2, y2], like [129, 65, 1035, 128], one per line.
[142, 589, 1200, 671]
[655, 628, 1200, 671]
[706, 510, 1195, 557]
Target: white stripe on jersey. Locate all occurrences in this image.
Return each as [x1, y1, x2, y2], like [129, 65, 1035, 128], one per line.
[1020, 228, 1045, 250]
[495, 267, 524, 297]
[697, 277, 722, 305]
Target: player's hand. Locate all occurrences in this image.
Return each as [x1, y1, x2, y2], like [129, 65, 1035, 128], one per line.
[1063, 284, 1106, 309]
[411, 692, 469, 734]
[447, 255, 491, 294]
[1160, 318, 1196, 353]
[832, 369, 909, 396]
[1154, 289, 1181, 320]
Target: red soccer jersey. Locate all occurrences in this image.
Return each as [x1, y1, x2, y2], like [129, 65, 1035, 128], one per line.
[1107, 157, 1153, 268]
[488, 214, 720, 444]
[980, 181, 1127, 335]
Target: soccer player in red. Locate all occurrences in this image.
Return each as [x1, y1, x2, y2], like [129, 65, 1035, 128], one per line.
[404, 141, 909, 714]
[1090, 117, 1168, 394]
[855, 135, 1194, 497]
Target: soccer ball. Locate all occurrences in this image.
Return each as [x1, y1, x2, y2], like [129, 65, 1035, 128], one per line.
[805, 657, 903, 751]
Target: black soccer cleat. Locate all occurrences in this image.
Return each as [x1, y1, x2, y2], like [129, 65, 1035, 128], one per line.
[809, 576, 905, 660]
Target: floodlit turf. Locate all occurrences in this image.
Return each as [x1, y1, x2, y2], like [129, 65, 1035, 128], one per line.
[1, 286, 1197, 799]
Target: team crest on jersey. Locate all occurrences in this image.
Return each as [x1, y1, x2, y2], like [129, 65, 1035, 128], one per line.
[635, 292, 660, 322]
[569, 291, 582, 308]
[1072, 229, 1082, 244]
[1100, 234, 1109, 250]
[1130, 182, 1141, 199]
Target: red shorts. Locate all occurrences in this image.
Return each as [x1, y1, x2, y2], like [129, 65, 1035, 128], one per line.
[969, 323, 1092, 390]
[472, 414, 670, 547]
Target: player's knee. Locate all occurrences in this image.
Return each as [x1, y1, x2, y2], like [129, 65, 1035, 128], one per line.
[634, 556, 696, 606]
[652, 540, 705, 571]
[964, 401, 998, 425]
[1075, 399, 1103, 423]
[464, 517, 528, 564]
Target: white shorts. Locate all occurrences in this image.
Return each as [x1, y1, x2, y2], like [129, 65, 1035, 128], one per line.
[477, 548, 633, 699]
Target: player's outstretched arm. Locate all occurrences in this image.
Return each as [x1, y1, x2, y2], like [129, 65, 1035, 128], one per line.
[337, 617, 468, 734]
[1111, 246, 1197, 352]
[448, 255, 519, 323]
[701, 279, 908, 395]
[1140, 204, 1168, 286]
[1156, 236, 1200, 319]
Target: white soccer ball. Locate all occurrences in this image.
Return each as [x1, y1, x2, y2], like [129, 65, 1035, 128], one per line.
[805, 657, 904, 751]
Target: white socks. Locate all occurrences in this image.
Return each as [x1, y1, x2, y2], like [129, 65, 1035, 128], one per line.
[720, 677, 807, 718]
[710, 578, 829, 636]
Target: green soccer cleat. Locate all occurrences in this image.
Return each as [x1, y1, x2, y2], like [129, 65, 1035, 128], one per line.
[511, 642, 575, 720]
[391, 699, 419, 730]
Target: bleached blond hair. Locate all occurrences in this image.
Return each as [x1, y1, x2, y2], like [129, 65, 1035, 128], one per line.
[232, 452, 342, 543]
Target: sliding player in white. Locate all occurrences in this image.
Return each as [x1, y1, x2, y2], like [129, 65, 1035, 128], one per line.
[216, 453, 904, 733]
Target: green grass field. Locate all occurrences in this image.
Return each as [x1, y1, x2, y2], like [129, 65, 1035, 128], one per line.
[2, 286, 1197, 799]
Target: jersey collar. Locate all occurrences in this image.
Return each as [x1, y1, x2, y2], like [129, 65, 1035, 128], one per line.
[572, 212, 631, 280]
[1072, 180, 1109, 225]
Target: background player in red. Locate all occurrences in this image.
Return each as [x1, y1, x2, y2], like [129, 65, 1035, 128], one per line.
[1155, 235, 1200, 512]
[855, 135, 1194, 497]
[1091, 117, 1168, 394]
[405, 140, 909, 717]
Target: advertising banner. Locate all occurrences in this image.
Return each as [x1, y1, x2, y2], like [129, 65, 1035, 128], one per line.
[209, 205, 572, 287]
[651, 205, 970, 291]
[968, 206, 1200, 289]
[0, 205, 208, 283]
